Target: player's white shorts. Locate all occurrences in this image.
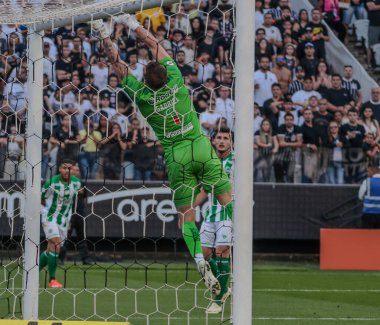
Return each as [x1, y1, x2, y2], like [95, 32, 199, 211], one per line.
[200, 220, 233, 248]
[41, 207, 69, 242]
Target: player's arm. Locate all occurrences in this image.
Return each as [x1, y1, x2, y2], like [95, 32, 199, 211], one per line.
[116, 14, 169, 61]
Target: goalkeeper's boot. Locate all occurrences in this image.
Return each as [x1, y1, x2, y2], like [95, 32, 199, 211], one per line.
[48, 279, 63, 288]
[206, 302, 222, 314]
[197, 260, 221, 295]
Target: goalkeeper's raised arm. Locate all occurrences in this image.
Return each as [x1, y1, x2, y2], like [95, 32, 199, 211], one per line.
[92, 15, 169, 77]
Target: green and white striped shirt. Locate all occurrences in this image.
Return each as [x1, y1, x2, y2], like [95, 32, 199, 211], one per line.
[41, 175, 81, 225]
[204, 152, 234, 222]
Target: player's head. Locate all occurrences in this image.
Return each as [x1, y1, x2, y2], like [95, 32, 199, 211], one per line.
[144, 61, 167, 90]
[59, 159, 76, 182]
[212, 126, 233, 154]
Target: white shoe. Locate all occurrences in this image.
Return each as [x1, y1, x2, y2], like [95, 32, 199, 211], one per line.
[197, 260, 221, 295]
[206, 302, 222, 314]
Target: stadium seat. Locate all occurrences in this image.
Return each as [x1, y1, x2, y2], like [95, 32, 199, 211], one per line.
[353, 19, 369, 50]
[372, 43, 380, 71]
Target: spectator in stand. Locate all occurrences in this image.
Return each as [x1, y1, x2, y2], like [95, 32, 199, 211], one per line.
[366, 0, 380, 70]
[154, 25, 171, 52]
[363, 132, 380, 167]
[172, 4, 189, 33]
[340, 108, 366, 148]
[312, 60, 332, 95]
[110, 100, 129, 136]
[221, 65, 234, 86]
[274, 113, 303, 183]
[89, 55, 109, 90]
[297, 27, 322, 60]
[132, 126, 156, 181]
[295, 9, 310, 33]
[190, 17, 205, 44]
[288, 65, 305, 95]
[306, 8, 329, 59]
[254, 103, 264, 134]
[98, 93, 115, 119]
[319, 0, 346, 43]
[196, 52, 215, 84]
[255, 35, 276, 69]
[182, 35, 196, 68]
[334, 110, 345, 126]
[255, 56, 278, 107]
[325, 73, 355, 113]
[215, 85, 234, 129]
[263, 83, 285, 132]
[301, 108, 322, 183]
[50, 115, 81, 166]
[79, 117, 101, 179]
[278, 97, 300, 127]
[314, 98, 334, 133]
[324, 121, 346, 184]
[176, 50, 193, 76]
[360, 106, 380, 142]
[124, 118, 145, 180]
[200, 99, 223, 137]
[342, 65, 363, 110]
[197, 27, 218, 60]
[102, 122, 127, 180]
[300, 42, 320, 77]
[255, 0, 265, 29]
[292, 76, 322, 115]
[272, 54, 292, 94]
[254, 119, 279, 182]
[283, 43, 298, 75]
[260, 12, 283, 53]
[361, 87, 380, 123]
[218, 8, 234, 65]
[126, 49, 144, 81]
[171, 29, 185, 58]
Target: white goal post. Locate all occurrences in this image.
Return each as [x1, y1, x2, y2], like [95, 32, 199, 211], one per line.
[9, 0, 255, 323]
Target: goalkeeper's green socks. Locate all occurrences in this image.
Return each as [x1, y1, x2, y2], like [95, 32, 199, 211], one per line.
[47, 251, 59, 280]
[182, 222, 204, 264]
[217, 256, 230, 296]
[39, 251, 48, 270]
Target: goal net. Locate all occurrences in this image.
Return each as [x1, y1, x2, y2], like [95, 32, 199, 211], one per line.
[0, 0, 253, 324]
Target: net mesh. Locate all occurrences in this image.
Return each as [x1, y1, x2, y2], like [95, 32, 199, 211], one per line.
[0, 0, 236, 324]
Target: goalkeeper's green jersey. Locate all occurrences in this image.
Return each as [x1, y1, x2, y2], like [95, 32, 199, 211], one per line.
[205, 152, 234, 222]
[122, 57, 202, 149]
[41, 175, 81, 225]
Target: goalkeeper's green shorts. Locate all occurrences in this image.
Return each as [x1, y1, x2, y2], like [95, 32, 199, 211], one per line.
[165, 135, 231, 207]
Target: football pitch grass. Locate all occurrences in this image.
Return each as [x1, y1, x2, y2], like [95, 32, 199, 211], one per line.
[2, 261, 380, 324]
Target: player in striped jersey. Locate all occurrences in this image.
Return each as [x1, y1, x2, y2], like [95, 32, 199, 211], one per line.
[39, 159, 81, 288]
[199, 127, 233, 314]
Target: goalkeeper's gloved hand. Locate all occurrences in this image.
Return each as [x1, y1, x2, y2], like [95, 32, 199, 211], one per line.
[92, 19, 109, 39]
[115, 14, 140, 31]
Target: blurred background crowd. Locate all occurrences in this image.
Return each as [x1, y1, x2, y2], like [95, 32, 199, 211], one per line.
[0, 0, 380, 185]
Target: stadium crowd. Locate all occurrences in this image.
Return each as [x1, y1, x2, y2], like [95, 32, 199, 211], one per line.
[0, 0, 378, 185]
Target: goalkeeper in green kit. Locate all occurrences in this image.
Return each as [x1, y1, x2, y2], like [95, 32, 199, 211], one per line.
[93, 15, 233, 295]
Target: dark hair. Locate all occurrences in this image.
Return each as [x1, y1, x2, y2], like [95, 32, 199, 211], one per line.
[272, 83, 281, 89]
[60, 158, 76, 166]
[144, 61, 167, 90]
[331, 73, 342, 80]
[212, 126, 234, 141]
[347, 108, 358, 115]
[284, 112, 294, 120]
